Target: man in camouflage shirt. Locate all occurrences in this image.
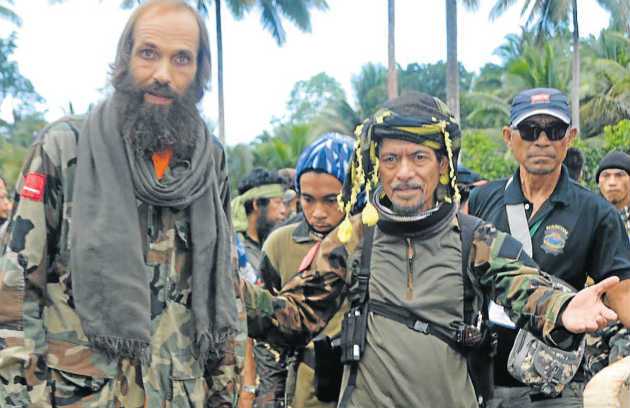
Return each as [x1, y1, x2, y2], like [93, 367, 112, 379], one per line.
[0, 1, 241, 406]
[231, 168, 287, 407]
[242, 92, 622, 408]
[586, 151, 630, 381]
[257, 133, 354, 408]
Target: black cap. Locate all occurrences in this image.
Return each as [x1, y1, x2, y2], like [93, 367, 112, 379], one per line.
[510, 88, 571, 126]
[457, 164, 482, 185]
[596, 151, 630, 183]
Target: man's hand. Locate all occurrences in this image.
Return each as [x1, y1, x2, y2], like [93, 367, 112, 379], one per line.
[561, 276, 620, 333]
[604, 279, 630, 328]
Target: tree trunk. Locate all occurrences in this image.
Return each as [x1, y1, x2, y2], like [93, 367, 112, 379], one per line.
[571, 0, 580, 132]
[216, 0, 226, 144]
[387, 0, 398, 99]
[445, 0, 460, 124]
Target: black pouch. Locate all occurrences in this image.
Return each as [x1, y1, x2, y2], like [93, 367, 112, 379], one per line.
[313, 335, 344, 402]
[339, 302, 369, 364]
[467, 328, 497, 407]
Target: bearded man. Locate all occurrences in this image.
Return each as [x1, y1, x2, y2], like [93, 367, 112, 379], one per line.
[243, 92, 622, 408]
[230, 167, 287, 407]
[0, 1, 240, 406]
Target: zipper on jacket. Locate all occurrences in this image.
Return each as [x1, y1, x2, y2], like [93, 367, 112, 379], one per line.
[405, 237, 415, 300]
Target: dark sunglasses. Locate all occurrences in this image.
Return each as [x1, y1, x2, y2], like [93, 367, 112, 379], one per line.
[513, 122, 569, 142]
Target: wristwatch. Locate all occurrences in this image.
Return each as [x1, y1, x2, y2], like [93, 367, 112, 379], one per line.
[242, 384, 257, 394]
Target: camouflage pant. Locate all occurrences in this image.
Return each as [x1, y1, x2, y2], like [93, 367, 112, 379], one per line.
[253, 340, 287, 408]
[488, 382, 585, 408]
[0, 357, 210, 407]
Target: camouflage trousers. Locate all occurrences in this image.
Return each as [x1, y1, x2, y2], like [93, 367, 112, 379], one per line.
[253, 340, 287, 408]
[0, 356, 210, 407]
[488, 382, 585, 408]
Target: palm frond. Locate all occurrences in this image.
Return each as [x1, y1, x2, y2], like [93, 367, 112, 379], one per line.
[259, 0, 286, 45]
[0, 5, 21, 26]
[461, 0, 480, 12]
[488, 0, 518, 20]
[276, 0, 311, 32]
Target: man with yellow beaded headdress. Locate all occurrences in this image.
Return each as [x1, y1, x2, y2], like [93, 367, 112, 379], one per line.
[242, 92, 621, 408]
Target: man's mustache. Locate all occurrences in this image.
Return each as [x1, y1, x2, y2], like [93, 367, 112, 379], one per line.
[143, 82, 179, 100]
[392, 181, 422, 191]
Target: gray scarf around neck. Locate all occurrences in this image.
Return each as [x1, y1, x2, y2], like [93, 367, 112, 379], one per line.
[70, 96, 238, 364]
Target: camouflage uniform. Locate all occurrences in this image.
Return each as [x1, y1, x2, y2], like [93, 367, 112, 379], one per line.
[243, 214, 579, 407]
[236, 231, 286, 408]
[0, 120, 241, 407]
[583, 206, 630, 382]
[257, 218, 343, 408]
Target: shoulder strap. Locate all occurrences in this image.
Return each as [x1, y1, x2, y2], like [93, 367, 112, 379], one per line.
[504, 176, 534, 256]
[348, 225, 375, 306]
[339, 225, 374, 408]
[456, 212, 484, 323]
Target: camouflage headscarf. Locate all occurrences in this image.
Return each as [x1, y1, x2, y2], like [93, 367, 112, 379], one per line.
[336, 92, 462, 243]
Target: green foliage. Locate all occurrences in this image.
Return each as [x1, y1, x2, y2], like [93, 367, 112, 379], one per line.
[596, 0, 630, 34]
[603, 119, 630, 152]
[399, 61, 473, 102]
[460, 129, 517, 180]
[0, 0, 21, 26]
[285, 72, 346, 124]
[0, 33, 43, 112]
[4, 112, 47, 148]
[352, 63, 388, 118]
[580, 32, 630, 137]
[0, 141, 27, 190]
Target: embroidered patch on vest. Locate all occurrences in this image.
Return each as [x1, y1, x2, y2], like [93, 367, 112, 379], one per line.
[21, 172, 46, 202]
[541, 224, 568, 255]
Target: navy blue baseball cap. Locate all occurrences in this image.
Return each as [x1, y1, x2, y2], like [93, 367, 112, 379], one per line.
[510, 88, 571, 126]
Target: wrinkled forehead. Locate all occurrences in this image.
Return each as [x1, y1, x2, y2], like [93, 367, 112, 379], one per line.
[133, 3, 200, 53]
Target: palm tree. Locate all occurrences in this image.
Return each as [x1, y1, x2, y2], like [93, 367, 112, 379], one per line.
[596, 0, 630, 34]
[445, 0, 479, 124]
[466, 30, 571, 128]
[387, 0, 397, 99]
[0, 0, 21, 26]
[581, 30, 630, 136]
[352, 63, 388, 117]
[190, 0, 328, 144]
[489, 0, 582, 130]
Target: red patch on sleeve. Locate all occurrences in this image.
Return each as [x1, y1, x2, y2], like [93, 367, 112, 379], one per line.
[21, 172, 46, 202]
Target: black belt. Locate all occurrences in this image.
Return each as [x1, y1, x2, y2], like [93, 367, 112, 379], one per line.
[369, 299, 476, 353]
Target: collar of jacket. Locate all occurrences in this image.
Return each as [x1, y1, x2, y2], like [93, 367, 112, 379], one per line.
[374, 195, 458, 238]
[292, 216, 326, 243]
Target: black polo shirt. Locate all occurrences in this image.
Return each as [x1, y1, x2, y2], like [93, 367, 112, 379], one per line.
[468, 166, 630, 387]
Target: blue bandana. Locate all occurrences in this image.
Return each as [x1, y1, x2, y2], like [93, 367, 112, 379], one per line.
[295, 132, 354, 192]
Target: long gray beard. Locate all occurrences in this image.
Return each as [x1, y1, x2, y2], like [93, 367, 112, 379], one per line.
[113, 73, 202, 160]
